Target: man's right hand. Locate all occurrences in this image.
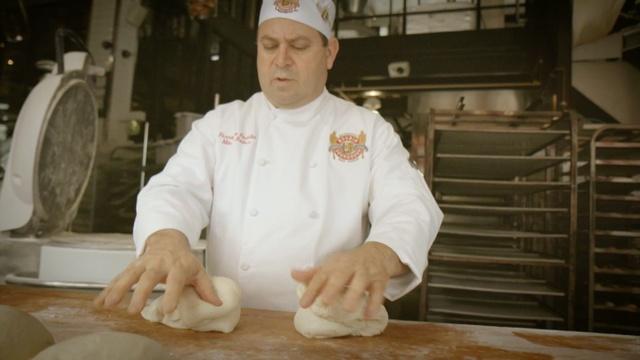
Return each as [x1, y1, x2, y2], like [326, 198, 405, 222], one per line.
[93, 229, 222, 315]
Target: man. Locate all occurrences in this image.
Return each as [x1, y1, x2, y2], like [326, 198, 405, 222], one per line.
[95, 0, 442, 319]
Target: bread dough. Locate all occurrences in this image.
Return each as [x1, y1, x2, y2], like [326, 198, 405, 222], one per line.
[33, 331, 170, 360]
[0, 305, 55, 360]
[293, 284, 389, 339]
[141, 276, 241, 333]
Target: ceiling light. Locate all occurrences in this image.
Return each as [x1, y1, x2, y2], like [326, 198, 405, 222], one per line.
[364, 90, 382, 97]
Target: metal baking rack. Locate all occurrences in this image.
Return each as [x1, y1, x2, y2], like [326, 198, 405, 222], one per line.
[413, 109, 578, 329]
[579, 125, 640, 335]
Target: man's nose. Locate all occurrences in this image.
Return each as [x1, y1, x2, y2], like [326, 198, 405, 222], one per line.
[275, 44, 292, 67]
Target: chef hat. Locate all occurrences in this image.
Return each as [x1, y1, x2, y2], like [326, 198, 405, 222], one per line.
[258, 0, 336, 39]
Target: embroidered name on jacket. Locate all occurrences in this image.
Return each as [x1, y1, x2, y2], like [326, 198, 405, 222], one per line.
[218, 132, 256, 145]
[329, 131, 368, 161]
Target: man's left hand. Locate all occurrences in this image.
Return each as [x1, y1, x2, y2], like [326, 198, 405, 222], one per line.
[291, 242, 408, 318]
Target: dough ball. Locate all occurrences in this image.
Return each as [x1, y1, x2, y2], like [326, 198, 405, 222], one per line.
[294, 284, 389, 339]
[141, 276, 241, 333]
[0, 305, 55, 360]
[32, 331, 170, 360]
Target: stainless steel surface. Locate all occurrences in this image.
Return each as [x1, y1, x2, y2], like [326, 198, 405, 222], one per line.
[5, 273, 106, 289]
[4, 272, 167, 291]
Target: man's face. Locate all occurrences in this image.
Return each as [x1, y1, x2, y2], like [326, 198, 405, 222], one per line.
[257, 18, 339, 109]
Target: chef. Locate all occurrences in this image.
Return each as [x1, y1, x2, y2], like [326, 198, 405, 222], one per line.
[95, 0, 443, 319]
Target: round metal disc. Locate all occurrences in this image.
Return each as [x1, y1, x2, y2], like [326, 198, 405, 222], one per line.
[30, 75, 98, 235]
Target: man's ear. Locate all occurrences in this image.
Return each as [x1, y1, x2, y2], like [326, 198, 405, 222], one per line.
[326, 37, 340, 70]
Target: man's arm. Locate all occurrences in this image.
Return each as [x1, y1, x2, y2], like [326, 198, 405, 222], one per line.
[292, 116, 442, 317]
[95, 115, 219, 313]
[94, 229, 221, 314]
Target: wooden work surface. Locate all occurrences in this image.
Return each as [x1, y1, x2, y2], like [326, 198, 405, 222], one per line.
[1, 285, 638, 359]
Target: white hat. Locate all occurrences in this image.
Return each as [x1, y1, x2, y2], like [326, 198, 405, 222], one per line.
[258, 0, 336, 39]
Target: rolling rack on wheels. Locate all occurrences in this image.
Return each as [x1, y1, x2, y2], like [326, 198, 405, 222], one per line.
[412, 109, 578, 330]
[579, 125, 640, 335]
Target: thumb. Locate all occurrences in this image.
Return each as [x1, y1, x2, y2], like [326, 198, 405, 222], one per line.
[291, 267, 317, 285]
[193, 271, 223, 306]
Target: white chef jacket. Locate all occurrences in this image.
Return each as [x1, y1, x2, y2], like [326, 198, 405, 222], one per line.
[133, 89, 443, 312]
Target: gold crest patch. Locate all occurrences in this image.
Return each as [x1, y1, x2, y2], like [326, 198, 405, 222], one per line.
[274, 0, 300, 13]
[329, 131, 368, 162]
[316, 3, 330, 23]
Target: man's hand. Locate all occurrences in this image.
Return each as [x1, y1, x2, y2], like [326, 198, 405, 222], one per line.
[291, 242, 408, 318]
[93, 229, 222, 315]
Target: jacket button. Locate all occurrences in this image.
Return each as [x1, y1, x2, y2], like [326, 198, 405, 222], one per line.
[249, 208, 259, 217]
[309, 211, 319, 219]
[258, 158, 268, 166]
[309, 162, 317, 168]
[240, 263, 250, 271]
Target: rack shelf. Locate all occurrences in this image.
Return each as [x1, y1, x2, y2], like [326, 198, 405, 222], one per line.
[440, 225, 568, 239]
[595, 212, 640, 220]
[594, 248, 640, 256]
[593, 303, 640, 313]
[435, 127, 568, 156]
[594, 285, 640, 295]
[435, 154, 569, 180]
[440, 204, 568, 214]
[594, 267, 640, 276]
[426, 313, 537, 328]
[429, 274, 565, 296]
[434, 178, 569, 196]
[428, 295, 564, 322]
[430, 244, 566, 266]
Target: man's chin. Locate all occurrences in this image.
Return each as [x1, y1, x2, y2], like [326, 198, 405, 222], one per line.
[268, 93, 303, 109]
[269, 88, 294, 99]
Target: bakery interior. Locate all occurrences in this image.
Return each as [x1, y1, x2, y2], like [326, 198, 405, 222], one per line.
[0, 0, 639, 358]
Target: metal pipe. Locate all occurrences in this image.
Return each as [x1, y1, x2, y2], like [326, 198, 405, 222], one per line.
[55, 28, 65, 74]
[332, 81, 542, 93]
[140, 121, 149, 191]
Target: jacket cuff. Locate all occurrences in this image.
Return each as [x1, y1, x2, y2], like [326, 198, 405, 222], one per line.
[364, 238, 425, 301]
[132, 213, 201, 257]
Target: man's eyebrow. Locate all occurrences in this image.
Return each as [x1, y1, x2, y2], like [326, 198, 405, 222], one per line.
[258, 35, 311, 43]
[259, 35, 278, 42]
[289, 35, 310, 42]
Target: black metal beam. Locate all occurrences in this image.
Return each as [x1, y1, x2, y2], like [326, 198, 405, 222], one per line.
[328, 28, 538, 89]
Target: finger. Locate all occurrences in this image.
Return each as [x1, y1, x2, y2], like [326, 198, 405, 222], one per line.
[162, 268, 187, 314]
[104, 265, 145, 309]
[93, 286, 111, 308]
[127, 270, 164, 314]
[364, 281, 386, 319]
[341, 272, 369, 312]
[319, 272, 352, 307]
[94, 266, 130, 307]
[291, 267, 318, 285]
[193, 270, 222, 306]
[299, 271, 328, 308]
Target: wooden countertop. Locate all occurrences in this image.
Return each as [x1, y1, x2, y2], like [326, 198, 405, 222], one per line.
[1, 285, 638, 359]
